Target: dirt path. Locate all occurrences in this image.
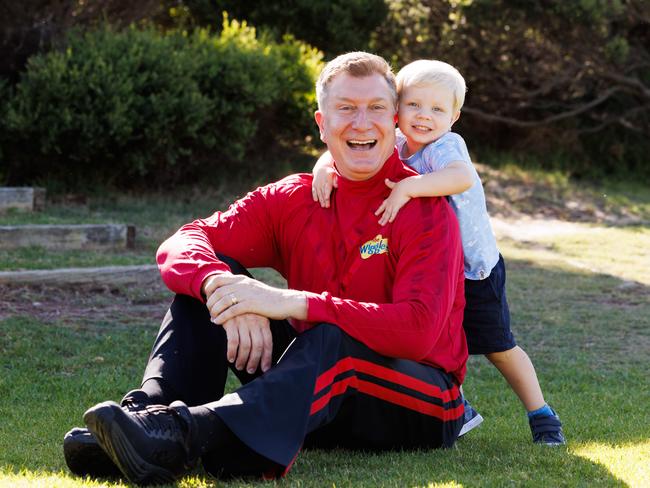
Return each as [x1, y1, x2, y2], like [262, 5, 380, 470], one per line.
[0, 272, 171, 326]
[491, 216, 587, 241]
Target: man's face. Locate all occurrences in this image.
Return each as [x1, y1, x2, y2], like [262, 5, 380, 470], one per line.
[315, 73, 397, 181]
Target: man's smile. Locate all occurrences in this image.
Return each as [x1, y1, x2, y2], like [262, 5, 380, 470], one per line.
[347, 139, 378, 150]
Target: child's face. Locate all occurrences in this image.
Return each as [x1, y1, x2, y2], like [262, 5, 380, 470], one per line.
[398, 83, 460, 153]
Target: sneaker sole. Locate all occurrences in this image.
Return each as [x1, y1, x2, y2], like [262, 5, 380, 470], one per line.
[84, 402, 176, 485]
[63, 429, 121, 478]
[458, 412, 484, 437]
[535, 438, 566, 447]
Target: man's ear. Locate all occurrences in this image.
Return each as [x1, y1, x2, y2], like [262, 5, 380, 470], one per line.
[314, 111, 326, 142]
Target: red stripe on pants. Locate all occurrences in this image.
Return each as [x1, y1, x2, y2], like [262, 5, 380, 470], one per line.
[311, 357, 462, 420]
[314, 357, 461, 401]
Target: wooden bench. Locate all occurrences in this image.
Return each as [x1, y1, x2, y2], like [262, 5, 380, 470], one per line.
[0, 224, 136, 250]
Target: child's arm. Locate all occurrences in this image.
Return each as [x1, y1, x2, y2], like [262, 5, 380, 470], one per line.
[375, 161, 474, 225]
[312, 150, 338, 208]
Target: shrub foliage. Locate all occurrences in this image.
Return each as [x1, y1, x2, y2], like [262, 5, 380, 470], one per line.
[1, 18, 322, 188]
[1, 1, 648, 186]
[175, 0, 388, 57]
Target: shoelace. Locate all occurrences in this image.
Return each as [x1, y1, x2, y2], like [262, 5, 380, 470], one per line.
[132, 406, 186, 442]
[122, 398, 145, 412]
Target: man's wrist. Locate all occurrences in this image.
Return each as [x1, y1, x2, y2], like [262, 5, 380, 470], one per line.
[284, 289, 308, 320]
[200, 273, 217, 301]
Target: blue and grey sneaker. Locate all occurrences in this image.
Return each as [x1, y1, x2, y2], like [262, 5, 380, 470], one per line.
[458, 398, 484, 437]
[529, 408, 566, 446]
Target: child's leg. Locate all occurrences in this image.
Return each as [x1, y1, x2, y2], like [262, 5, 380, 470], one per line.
[487, 346, 565, 445]
[485, 346, 545, 412]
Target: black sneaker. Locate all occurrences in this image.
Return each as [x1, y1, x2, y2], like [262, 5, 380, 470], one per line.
[529, 407, 566, 446]
[63, 427, 122, 478]
[64, 389, 148, 478]
[83, 400, 199, 485]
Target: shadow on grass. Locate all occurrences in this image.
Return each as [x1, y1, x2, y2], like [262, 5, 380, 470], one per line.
[0, 257, 648, 486]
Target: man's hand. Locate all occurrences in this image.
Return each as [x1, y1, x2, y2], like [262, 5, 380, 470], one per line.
[202, 273, 308, 372]
[312, 165, 338, 208]
[375, 178, 412, 225]
[203, 273, 307, 323]
[222, 313, 273, 373]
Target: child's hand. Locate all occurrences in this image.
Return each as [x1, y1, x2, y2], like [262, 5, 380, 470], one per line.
[375, 179, 412, 225]
[312, 166, 338, 208]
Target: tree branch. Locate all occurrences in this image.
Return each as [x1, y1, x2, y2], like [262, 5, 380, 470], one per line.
[598, 70, 650, 101]
[462, 87, 621, 128]
[577, 104, 650, 134]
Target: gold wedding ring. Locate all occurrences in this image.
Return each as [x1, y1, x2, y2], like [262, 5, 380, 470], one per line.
[230, 293, 238, 306]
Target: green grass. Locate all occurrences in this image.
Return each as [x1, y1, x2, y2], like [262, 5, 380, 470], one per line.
[535, 225, 650, 286]
[0, 247, 156, 270]
[1, 171, 649, 487]
[2, 249, 648, 487]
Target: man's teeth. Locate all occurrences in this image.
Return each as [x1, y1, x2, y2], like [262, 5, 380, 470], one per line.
[348, 139, 377, 146]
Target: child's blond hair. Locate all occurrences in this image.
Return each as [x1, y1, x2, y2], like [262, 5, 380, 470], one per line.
[396, 60, 466, 113]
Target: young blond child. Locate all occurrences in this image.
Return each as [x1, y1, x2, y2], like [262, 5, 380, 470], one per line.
[311, 59, 565, 445]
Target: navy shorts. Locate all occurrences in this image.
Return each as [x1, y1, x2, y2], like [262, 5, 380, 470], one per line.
[463, 254, 516, 355]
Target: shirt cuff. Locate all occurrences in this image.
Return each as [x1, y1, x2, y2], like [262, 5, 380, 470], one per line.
[305, 291, 332, 323]
[190, 265, 230, 302]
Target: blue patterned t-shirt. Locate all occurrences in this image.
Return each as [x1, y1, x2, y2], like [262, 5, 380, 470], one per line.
[396, 129, 499, 280]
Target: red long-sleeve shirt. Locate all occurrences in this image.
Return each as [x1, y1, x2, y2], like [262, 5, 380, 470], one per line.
[157, 150, 468, 383]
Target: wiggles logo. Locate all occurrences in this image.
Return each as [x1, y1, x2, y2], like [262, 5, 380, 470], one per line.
[360, 234, 389, 260]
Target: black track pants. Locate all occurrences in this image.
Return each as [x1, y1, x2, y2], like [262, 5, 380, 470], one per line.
[141, 259, 463, 478]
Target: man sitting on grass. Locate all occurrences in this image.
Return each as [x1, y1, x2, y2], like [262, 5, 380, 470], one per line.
[63, 51, 468, 485]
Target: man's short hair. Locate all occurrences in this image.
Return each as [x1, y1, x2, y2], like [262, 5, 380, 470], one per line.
[396, 60, 467, 112]
[316, 52, 397, 111]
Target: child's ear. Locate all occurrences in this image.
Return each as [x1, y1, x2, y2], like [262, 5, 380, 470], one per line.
[451, 110, 461, 126]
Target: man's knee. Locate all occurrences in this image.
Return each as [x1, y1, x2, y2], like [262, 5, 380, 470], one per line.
[215, 254, 252, 277]
[164, 294, 225, 345]
[171, 293, 208, 312]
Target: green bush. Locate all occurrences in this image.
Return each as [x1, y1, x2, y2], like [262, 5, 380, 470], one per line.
[4, 28, 210, 187]
[254, 34, 323, 152]
[180, 0, 387, 57]
[187, 19, 321, 172]
[2, 18, 322, 189]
